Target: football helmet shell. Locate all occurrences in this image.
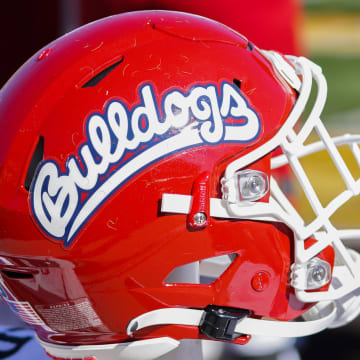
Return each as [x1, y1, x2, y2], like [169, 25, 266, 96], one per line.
[0, 10, 360, 360]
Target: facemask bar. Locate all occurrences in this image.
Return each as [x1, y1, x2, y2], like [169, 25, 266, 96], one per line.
[159, 53, 360, 334]
[223, 53, 360, 304]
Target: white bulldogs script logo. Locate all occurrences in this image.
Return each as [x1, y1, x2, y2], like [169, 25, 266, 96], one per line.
[30, 81, 261, 246]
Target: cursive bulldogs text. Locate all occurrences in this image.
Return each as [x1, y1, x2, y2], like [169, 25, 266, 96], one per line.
[30, 81, 261, 246]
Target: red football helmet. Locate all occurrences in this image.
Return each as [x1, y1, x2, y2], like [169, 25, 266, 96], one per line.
[1, 10, 360, 360]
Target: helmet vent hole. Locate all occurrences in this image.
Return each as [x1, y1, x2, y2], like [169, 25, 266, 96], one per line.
[246, 41, 254, 51]
[130, 321, 138, 333]
[2, 270, 34, 279]
[164, 254, 237, 285]
[82, 56, 124, 88]
[233, 78, 241, 89]
[24, 136, 44, 191]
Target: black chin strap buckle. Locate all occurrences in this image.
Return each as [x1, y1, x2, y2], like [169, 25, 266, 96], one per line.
[200, 305, 250, 341]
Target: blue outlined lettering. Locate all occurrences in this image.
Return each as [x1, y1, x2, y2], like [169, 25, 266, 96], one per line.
[30, 81, 261, 246]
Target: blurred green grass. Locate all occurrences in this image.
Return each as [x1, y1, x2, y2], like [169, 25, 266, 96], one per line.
[303, 4, 360, 128]
[306, 0, 360, 12]
[311, 55, 360, 125]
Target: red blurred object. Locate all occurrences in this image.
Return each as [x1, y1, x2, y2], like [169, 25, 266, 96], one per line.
[0, 0, 304, 88]
[90, 0, 305, 55]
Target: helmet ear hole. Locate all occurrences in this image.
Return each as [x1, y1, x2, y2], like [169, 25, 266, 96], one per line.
[2, 270, 34, 279]
[164, 254, 237, 285]
[24, 136, 44, 191]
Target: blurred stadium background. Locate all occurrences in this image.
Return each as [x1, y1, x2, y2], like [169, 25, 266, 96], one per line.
[293, 4, 360, 358]
[305, 0, 360, 129]
[298, 0, 360, 229]
[1, 1, 360, 359]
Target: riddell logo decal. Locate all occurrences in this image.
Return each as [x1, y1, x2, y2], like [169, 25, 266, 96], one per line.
[30, 81, 261, 246]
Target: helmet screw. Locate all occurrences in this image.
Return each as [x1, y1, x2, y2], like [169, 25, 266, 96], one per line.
[193, 212, 207, 226]
[251, 272, 270, 292]
[311, 264, 326, 282]
[37, 48, 52, 61]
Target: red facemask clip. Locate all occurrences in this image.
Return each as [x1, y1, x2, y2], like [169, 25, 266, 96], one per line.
[187, 172, 211, 230]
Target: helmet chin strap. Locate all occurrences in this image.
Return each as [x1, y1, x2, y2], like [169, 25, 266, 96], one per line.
[38, 301, 342, 360]
[37, 336, 180, 360]
[126, 303, 336, 339]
